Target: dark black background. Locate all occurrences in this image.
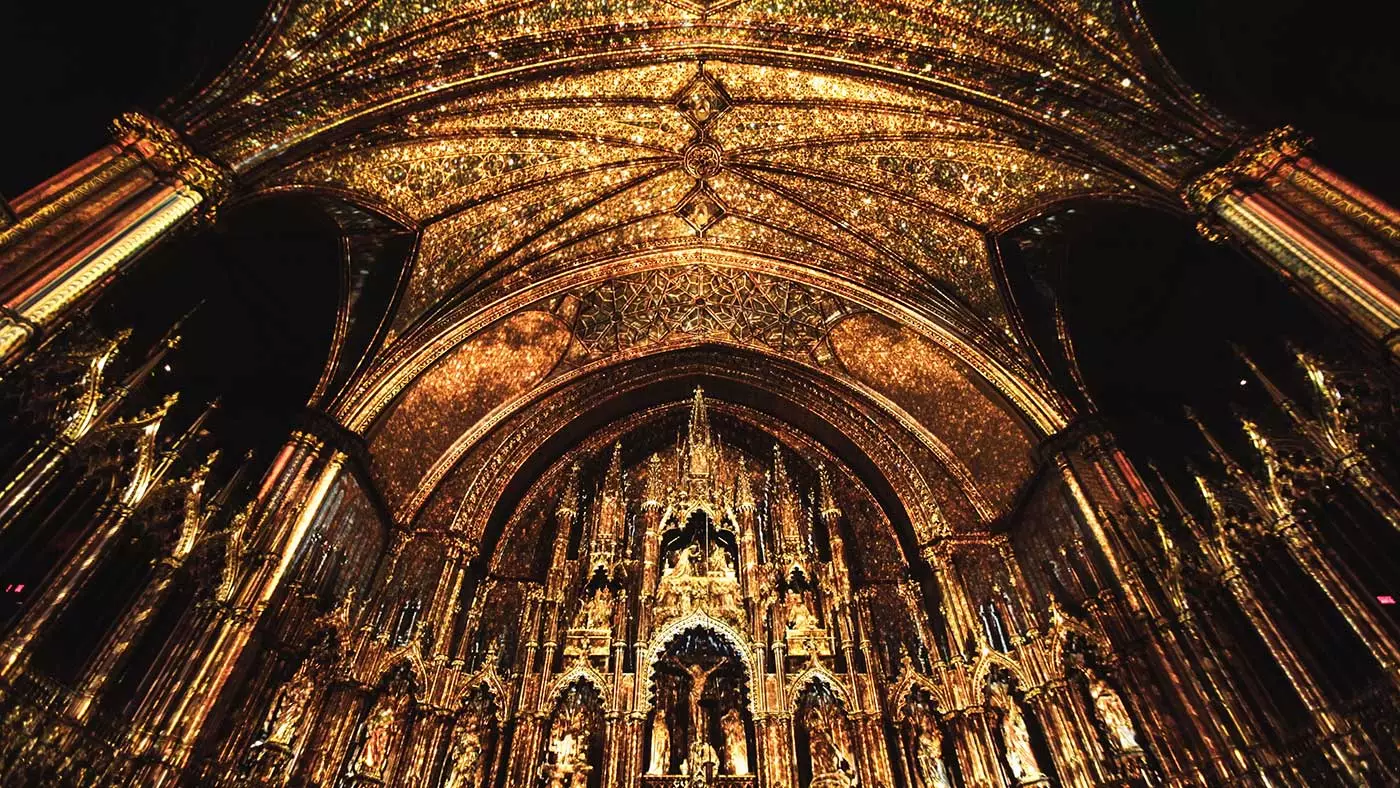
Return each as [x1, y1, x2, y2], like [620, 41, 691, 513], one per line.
[1, 2, 1395, 199]
[0, 1, 1395, 462]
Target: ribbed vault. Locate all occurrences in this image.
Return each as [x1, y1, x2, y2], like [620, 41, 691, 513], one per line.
[182, 0, 1246, 539]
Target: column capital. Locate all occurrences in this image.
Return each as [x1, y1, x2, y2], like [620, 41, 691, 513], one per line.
[1184, 126, 1310, 215]
[1032, 413, 1117, 465]
[110, 111, 234, 206]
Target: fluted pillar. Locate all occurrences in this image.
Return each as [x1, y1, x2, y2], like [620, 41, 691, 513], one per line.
[0, 498, 137, 677]
[1273, 519, 1400, 679]
[0, 112, 231, 367]
[1186, 127, 1400, 359]
[66, 559, 181, 721]
[1024, 683, 1097, 788]
[922, 542, 979, 661]
[1051, 435, 1260, 783]
[948, 707, 1002, 788]
[1217, 566, 1365, 780]
[128, 431, 346, 785]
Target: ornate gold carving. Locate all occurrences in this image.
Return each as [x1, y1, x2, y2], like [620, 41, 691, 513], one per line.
[110, 111, 233, 204]
[1183, 126, 1310, 214]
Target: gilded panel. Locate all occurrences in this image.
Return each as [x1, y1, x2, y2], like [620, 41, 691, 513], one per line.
[828, 313, 1035, 511]
[370, 309, 571, 507]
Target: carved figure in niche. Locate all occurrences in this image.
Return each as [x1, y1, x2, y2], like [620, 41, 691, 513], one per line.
[649, 707, 671, 775]
[787, 591, 819, 631]
[708, 543, 734, 579]
[442, 716, 485, 788]
[721, 706, 750, 775]
[910, 713, 951, 788]
[543, 732, 585, 788]
[987, 681, 1044, 784]
[686, 738, 719, 778]
[1088, 672, 1141, 754]
[804, 703, 857, 784]
[665, 543, 700, 579]
[579, 587, 612, 631]
[352, 695, 400, 779]
[257, 659, 316, 749]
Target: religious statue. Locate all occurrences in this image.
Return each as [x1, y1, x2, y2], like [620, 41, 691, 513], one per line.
[441, 718, 485, 788]
[258, 660, 316, 749]
[804, 703, 857, 785]
[649, 709, 671, 775]
[987, 682, 1044, 784]
[665, 544, 700, 579]
[579, 587, 612, 631]
[911, 715, 951, 788]
[787, 591, 819, 631]
[1089, 673, 1141, 754]
[542, 731, 581, 788]
[708, 544, 734, 578]
[721, 707, 750, 775]
[352, 695, 399, 779]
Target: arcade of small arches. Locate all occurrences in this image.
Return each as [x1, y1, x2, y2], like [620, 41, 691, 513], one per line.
[224, 385, 1152, 788]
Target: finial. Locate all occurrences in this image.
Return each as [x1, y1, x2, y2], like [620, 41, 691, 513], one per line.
[817, 463, 840, 519]
[558, 462, 581, 516]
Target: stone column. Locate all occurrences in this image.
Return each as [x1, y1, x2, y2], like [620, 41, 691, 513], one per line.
[0, 498, 138, 677]
[1217, 565, 1365, 780]
[1273, 519, 1400, 679]
[1185, 127, 1400, 359]
[947, 707, 1002, 788]
[0, 112, 231, 368]
[1052, 437, 1260, 784]
[128, 431, 347, 785]
[300, 685, 365, 785]
[921, 542, 979, 661]
[1024, 682, 1098, 788]
[66, 559, 181, 722]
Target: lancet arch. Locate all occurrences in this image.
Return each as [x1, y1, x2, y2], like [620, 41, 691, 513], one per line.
[643, 617, 757, 716]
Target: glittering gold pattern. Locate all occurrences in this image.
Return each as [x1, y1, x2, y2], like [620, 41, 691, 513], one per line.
[12, 1, 1400, 785]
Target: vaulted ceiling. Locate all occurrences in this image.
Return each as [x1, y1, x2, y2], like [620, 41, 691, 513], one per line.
[174, 0, 1249, 532]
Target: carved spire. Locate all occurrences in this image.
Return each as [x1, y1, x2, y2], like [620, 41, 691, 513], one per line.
[688, 385, 711, 445]
[1185, 407, 1258, 496]
[590, 443, 626, 570]
[603, 443, 624, 501]
[1186, 462, 1242, 572]
[557, 462, 581, 518]
[818, 464, 851, 601]
[1290, 343, 1371, 460]
[684, 386, 714, 481]
[548, 463, 581, 599]
[1147, 461, 1202, 539]
[1186, 461, 1228, 530]
[735, 459, 756, 513]
[770, 442, 808, 571]
[643, 452, 665, 510]
[1235, 345, 1310, 430]
[817, 463, 840, 521]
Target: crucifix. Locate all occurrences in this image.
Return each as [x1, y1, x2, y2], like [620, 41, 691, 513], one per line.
[665, 654, 728, 759]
